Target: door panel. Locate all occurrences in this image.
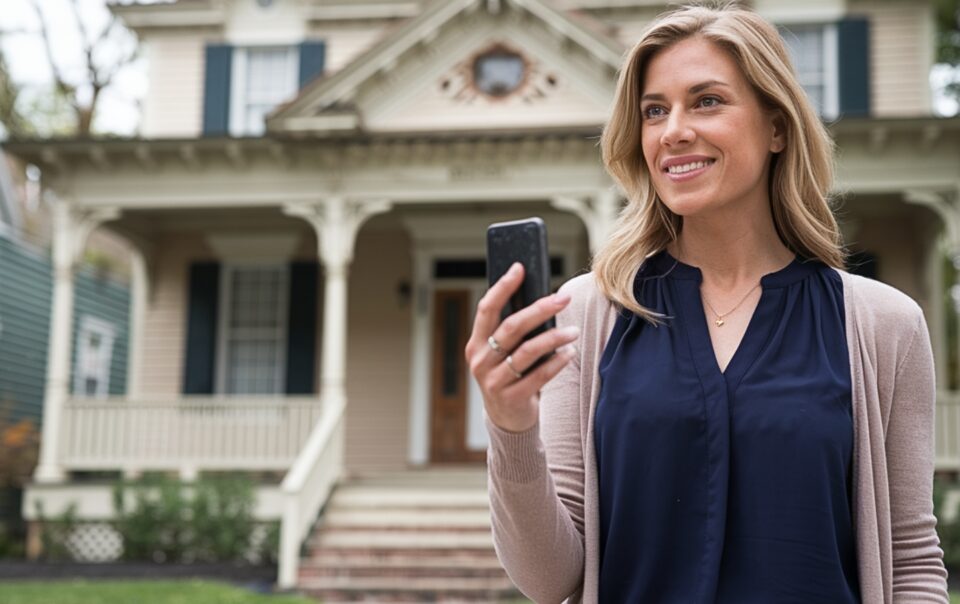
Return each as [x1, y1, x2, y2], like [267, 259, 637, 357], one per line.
[430, 289, 485, 464]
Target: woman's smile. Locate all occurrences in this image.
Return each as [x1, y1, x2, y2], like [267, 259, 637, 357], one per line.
[662, 155, 717, 182]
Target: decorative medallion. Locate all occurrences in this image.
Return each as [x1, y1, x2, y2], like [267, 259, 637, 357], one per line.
[439, 42, 558, 104]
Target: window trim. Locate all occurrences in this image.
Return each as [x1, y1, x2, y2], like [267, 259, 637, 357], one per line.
[73, 315, 116, 399]
[228, 45, 300, 137]
[215, 263, 290, 395]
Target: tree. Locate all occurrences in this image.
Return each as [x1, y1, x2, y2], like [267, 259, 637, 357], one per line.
[935, 0, 960, 106]
[0, 0, 140, 138]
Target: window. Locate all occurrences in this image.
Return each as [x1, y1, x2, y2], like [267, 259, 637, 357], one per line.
[74, 316, 116, 398]
[779, 24, 838, 119]
[229, 46, 299, 136]
[217, 265, 289, 395]
[473, 48, 527, 98]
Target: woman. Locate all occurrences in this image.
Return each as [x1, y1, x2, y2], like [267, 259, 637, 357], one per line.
[465, 4, 949, 603]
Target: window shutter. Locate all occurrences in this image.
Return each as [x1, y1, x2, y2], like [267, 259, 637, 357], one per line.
[298, 40, 326, 89]
[202, 44, 233, 135]
[837, 18, 871, 117]
[285, 262, 318, 394]
[183, 262, 220, 394]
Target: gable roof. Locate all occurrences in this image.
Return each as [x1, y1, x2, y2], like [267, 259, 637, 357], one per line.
[267, 0, 626, 133]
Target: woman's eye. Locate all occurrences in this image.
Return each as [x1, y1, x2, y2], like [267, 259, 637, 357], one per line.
[642, 105, 666, 119]
[699, 96, 722, 108]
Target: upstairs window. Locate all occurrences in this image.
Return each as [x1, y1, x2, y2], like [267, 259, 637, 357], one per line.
[779, 24, 839, 120]
[229, 46, 299, 136]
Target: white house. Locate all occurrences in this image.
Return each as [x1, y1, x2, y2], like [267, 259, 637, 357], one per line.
[7, 0, 960, 599]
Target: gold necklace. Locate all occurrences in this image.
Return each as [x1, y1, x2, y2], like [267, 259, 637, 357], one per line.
[701, 283, 760, 327]
[674, 241, 762, 327]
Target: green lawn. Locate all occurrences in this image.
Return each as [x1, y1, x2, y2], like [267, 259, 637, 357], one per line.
[0, 580, 316, 604]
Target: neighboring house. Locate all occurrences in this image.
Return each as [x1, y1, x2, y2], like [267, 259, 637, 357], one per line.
[6, 0, 960, 597]
[0, 156, 131, 426]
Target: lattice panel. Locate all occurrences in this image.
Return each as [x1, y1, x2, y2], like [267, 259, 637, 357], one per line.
[65, 523, 123, 562]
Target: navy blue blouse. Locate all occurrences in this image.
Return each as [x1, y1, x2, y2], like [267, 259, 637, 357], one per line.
[595, 249, 859, 603]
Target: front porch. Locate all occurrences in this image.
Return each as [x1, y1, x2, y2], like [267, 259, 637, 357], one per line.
[9, 118, 960, 592]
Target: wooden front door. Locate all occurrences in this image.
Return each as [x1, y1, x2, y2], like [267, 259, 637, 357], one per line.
[430, 289, 486, 464]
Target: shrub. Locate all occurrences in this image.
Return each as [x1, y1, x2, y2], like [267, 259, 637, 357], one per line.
[0, 402, 40, 560]
[112, 473, 262, 564]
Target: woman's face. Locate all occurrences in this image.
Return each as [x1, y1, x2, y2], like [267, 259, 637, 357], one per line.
[639, 36, 785, 220]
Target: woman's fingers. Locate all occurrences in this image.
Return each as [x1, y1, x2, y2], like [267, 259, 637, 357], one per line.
[490, 290, 571, 357]
[486, 324, 580, 391]
[465, 262, 524, 361]
[500, 344, 578, 405]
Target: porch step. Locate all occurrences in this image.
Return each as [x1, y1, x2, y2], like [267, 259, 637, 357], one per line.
[297, 470, 522, 602]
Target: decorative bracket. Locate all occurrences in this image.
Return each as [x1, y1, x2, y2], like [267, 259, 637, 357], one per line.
[551, 188, 620, 253]
[52, 201, 122, 270]
[283, 197, 392, 272]
[904, 189, 960, 258]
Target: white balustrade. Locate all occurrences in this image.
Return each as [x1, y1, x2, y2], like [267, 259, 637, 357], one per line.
[59, 396, 323, 472]
[937, 390, 960, 471]
[278, 395, 346, 589]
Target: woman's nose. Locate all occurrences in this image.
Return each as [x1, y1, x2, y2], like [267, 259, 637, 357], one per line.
[660, 111, 695, 147]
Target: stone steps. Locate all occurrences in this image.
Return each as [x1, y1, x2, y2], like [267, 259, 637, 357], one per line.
[297, 470, 522, 602]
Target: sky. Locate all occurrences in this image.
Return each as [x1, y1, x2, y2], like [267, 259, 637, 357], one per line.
[0, 0, 957, 137]
[0, 0, 148, 136]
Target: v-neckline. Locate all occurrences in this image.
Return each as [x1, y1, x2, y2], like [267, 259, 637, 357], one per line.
[656, 250, 808, 389]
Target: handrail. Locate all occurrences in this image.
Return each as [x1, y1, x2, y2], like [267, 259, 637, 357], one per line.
[277, 394, 346, 589]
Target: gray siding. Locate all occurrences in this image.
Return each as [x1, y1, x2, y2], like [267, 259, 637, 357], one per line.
[0, 236, 52, 424]
[0, 234, 130, 425]
[71, 266, 130, 397]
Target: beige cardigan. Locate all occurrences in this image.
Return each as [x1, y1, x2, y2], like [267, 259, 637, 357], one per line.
[486, 269, 949, 603]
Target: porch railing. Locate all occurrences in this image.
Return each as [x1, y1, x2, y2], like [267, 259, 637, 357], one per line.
[59, 396, 323, 473]
[937, 390, 960, 471]
[278, 394, 346, 589]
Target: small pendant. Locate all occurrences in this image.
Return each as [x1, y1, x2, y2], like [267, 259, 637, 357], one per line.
[715, 318, 725, 327]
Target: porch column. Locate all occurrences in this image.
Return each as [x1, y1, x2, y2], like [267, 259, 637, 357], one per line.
[283, 198, 392, 410]
[551, 187, 622, 253]
[904, 189, 960, 392]
[35, 200, 120, 483]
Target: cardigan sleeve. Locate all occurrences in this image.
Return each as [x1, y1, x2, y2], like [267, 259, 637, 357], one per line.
[886, 311, 950, 602]
[486, 281, 588, 603]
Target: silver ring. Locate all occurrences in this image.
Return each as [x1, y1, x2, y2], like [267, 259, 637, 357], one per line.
[505, 355, 523, 379]
[487, 335, 504, 354]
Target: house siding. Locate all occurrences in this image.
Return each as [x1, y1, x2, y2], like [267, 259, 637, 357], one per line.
[0, 234, 130, 423]
[142, 33, 205, 138]
[70, 267, 131, 397]
[139, 233, 212, 396]
[307, 21, 395, 74]
[0, 236, 51, 423]
[344, 224, 412, 472]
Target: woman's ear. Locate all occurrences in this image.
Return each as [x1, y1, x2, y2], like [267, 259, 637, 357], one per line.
[769, 111, 787, 153]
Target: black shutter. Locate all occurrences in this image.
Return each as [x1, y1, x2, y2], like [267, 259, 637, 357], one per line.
[837, 18, 871, 117]
[285, 262, 318, 394]
[202, 44, 233, 136]
[298, 40, 326, 89]
[183, 262, 220, 394]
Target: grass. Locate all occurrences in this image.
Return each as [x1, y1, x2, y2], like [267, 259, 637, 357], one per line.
[0, 580, 316, 604]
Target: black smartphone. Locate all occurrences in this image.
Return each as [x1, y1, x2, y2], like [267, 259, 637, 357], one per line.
[486, 217, 556, 371]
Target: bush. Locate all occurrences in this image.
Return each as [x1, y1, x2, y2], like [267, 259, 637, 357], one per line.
[0, 402, 40, 560]
[112, 473, 265, 564]
[33, 499, 78, 561]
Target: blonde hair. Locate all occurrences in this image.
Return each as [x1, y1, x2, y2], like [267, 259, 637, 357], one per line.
[594, 2, 846, 321]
